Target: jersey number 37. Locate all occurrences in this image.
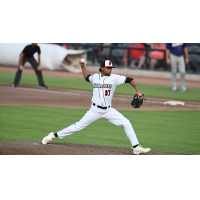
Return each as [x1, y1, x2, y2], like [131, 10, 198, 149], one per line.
[105, 90, 111, 96]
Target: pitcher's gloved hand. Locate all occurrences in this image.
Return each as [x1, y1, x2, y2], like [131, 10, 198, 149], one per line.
[131, 93, 145, 108]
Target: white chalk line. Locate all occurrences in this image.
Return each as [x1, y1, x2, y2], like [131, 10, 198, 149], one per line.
[1, 85, 200, 108]
[33, 143, 40, 145]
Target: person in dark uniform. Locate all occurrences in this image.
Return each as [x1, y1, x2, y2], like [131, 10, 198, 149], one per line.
[12, 43, 48, 89]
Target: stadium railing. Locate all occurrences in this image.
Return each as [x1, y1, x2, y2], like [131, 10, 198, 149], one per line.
[55, 43, 200, 73]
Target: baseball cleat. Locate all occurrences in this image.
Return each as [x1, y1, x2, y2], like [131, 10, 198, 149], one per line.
[40, 84, 48, 89]
[172, 87, 177, 92]
[180, 87, 187, 92]
[132, 145, 151, 155]
[42, 132, 55, 144]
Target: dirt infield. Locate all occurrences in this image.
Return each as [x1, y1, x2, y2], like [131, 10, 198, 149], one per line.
[1, 66, 199, 155]
[0, 141, 181, 155]
[1, 83, 200, 111]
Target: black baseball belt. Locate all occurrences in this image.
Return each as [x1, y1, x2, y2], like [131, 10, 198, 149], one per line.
[92, 103, 110, 109]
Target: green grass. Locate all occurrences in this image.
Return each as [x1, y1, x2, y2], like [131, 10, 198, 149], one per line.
[0, 71, 200, 102]
[1, 106, 200, 155]
[116, 84, 200, 102]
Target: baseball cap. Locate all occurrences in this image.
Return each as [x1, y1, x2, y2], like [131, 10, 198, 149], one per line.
[100, 60, 115, 68]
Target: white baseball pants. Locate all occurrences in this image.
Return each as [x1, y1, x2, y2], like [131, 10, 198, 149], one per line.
[57, 105, 139, 146]
[170, 54, 186, 88]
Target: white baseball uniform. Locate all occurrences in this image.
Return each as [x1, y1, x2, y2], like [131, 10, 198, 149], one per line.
[57, 73, 139, 146]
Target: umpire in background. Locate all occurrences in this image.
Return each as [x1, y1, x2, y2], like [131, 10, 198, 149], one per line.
[12, 43, 48, 89]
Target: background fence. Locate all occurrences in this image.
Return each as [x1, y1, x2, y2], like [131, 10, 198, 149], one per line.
[53, 43, 200, 74]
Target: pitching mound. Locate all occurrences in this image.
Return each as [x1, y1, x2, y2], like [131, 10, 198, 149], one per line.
[0, 141, 181, 155]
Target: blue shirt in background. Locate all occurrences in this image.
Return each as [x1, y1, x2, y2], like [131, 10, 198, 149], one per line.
[166, 43, 188, 55]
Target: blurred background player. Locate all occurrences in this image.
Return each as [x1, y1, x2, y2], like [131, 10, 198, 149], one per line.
[12, 43, 48, 89]
[166, 43, 189, 92]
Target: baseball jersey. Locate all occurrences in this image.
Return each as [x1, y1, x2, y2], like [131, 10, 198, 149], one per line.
[88, 73, 126, 107]
[166, 43, 188, 55]
[22, 45, 41, 57]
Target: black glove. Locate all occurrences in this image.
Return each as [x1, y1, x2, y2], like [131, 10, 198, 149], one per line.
[131, 93, 145, 108]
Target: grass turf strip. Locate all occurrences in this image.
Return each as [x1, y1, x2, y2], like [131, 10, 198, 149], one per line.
[0, 71, 200, 102]
[0, 106, 200, 155]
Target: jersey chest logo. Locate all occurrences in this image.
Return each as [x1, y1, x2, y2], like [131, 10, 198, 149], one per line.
[94, 83, 112, 89]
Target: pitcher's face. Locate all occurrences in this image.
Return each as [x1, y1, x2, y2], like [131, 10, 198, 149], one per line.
[102, 67, 112, 76]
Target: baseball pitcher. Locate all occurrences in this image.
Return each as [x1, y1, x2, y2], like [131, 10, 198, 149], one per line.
[42, 60, 151, 155]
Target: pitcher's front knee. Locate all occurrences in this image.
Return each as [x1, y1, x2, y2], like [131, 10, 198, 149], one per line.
[123, 119, 132, 128]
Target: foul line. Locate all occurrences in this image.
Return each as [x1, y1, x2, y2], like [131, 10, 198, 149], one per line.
[1, 85, 200, 108]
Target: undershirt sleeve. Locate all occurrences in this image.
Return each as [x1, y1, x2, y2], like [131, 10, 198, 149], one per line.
[125, 77, 134, 83]
[86, 74, 91, 82]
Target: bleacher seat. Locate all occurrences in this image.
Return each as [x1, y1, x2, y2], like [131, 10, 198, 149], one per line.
[188, 43, 200, 47]
[122, 43, 131, 47]
[112, 49, 125, 66]
[196, 56, 200, 72]
[187, 54, 198, 73]
[188, 45, 199, 53]
[98, 48, 111, 63]
[196, 56, 200, 63]
[101, 48, 110, 56]
[189, 54, 197, 62]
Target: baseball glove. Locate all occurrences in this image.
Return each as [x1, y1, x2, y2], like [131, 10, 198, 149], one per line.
[131, 93, 145, 108]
